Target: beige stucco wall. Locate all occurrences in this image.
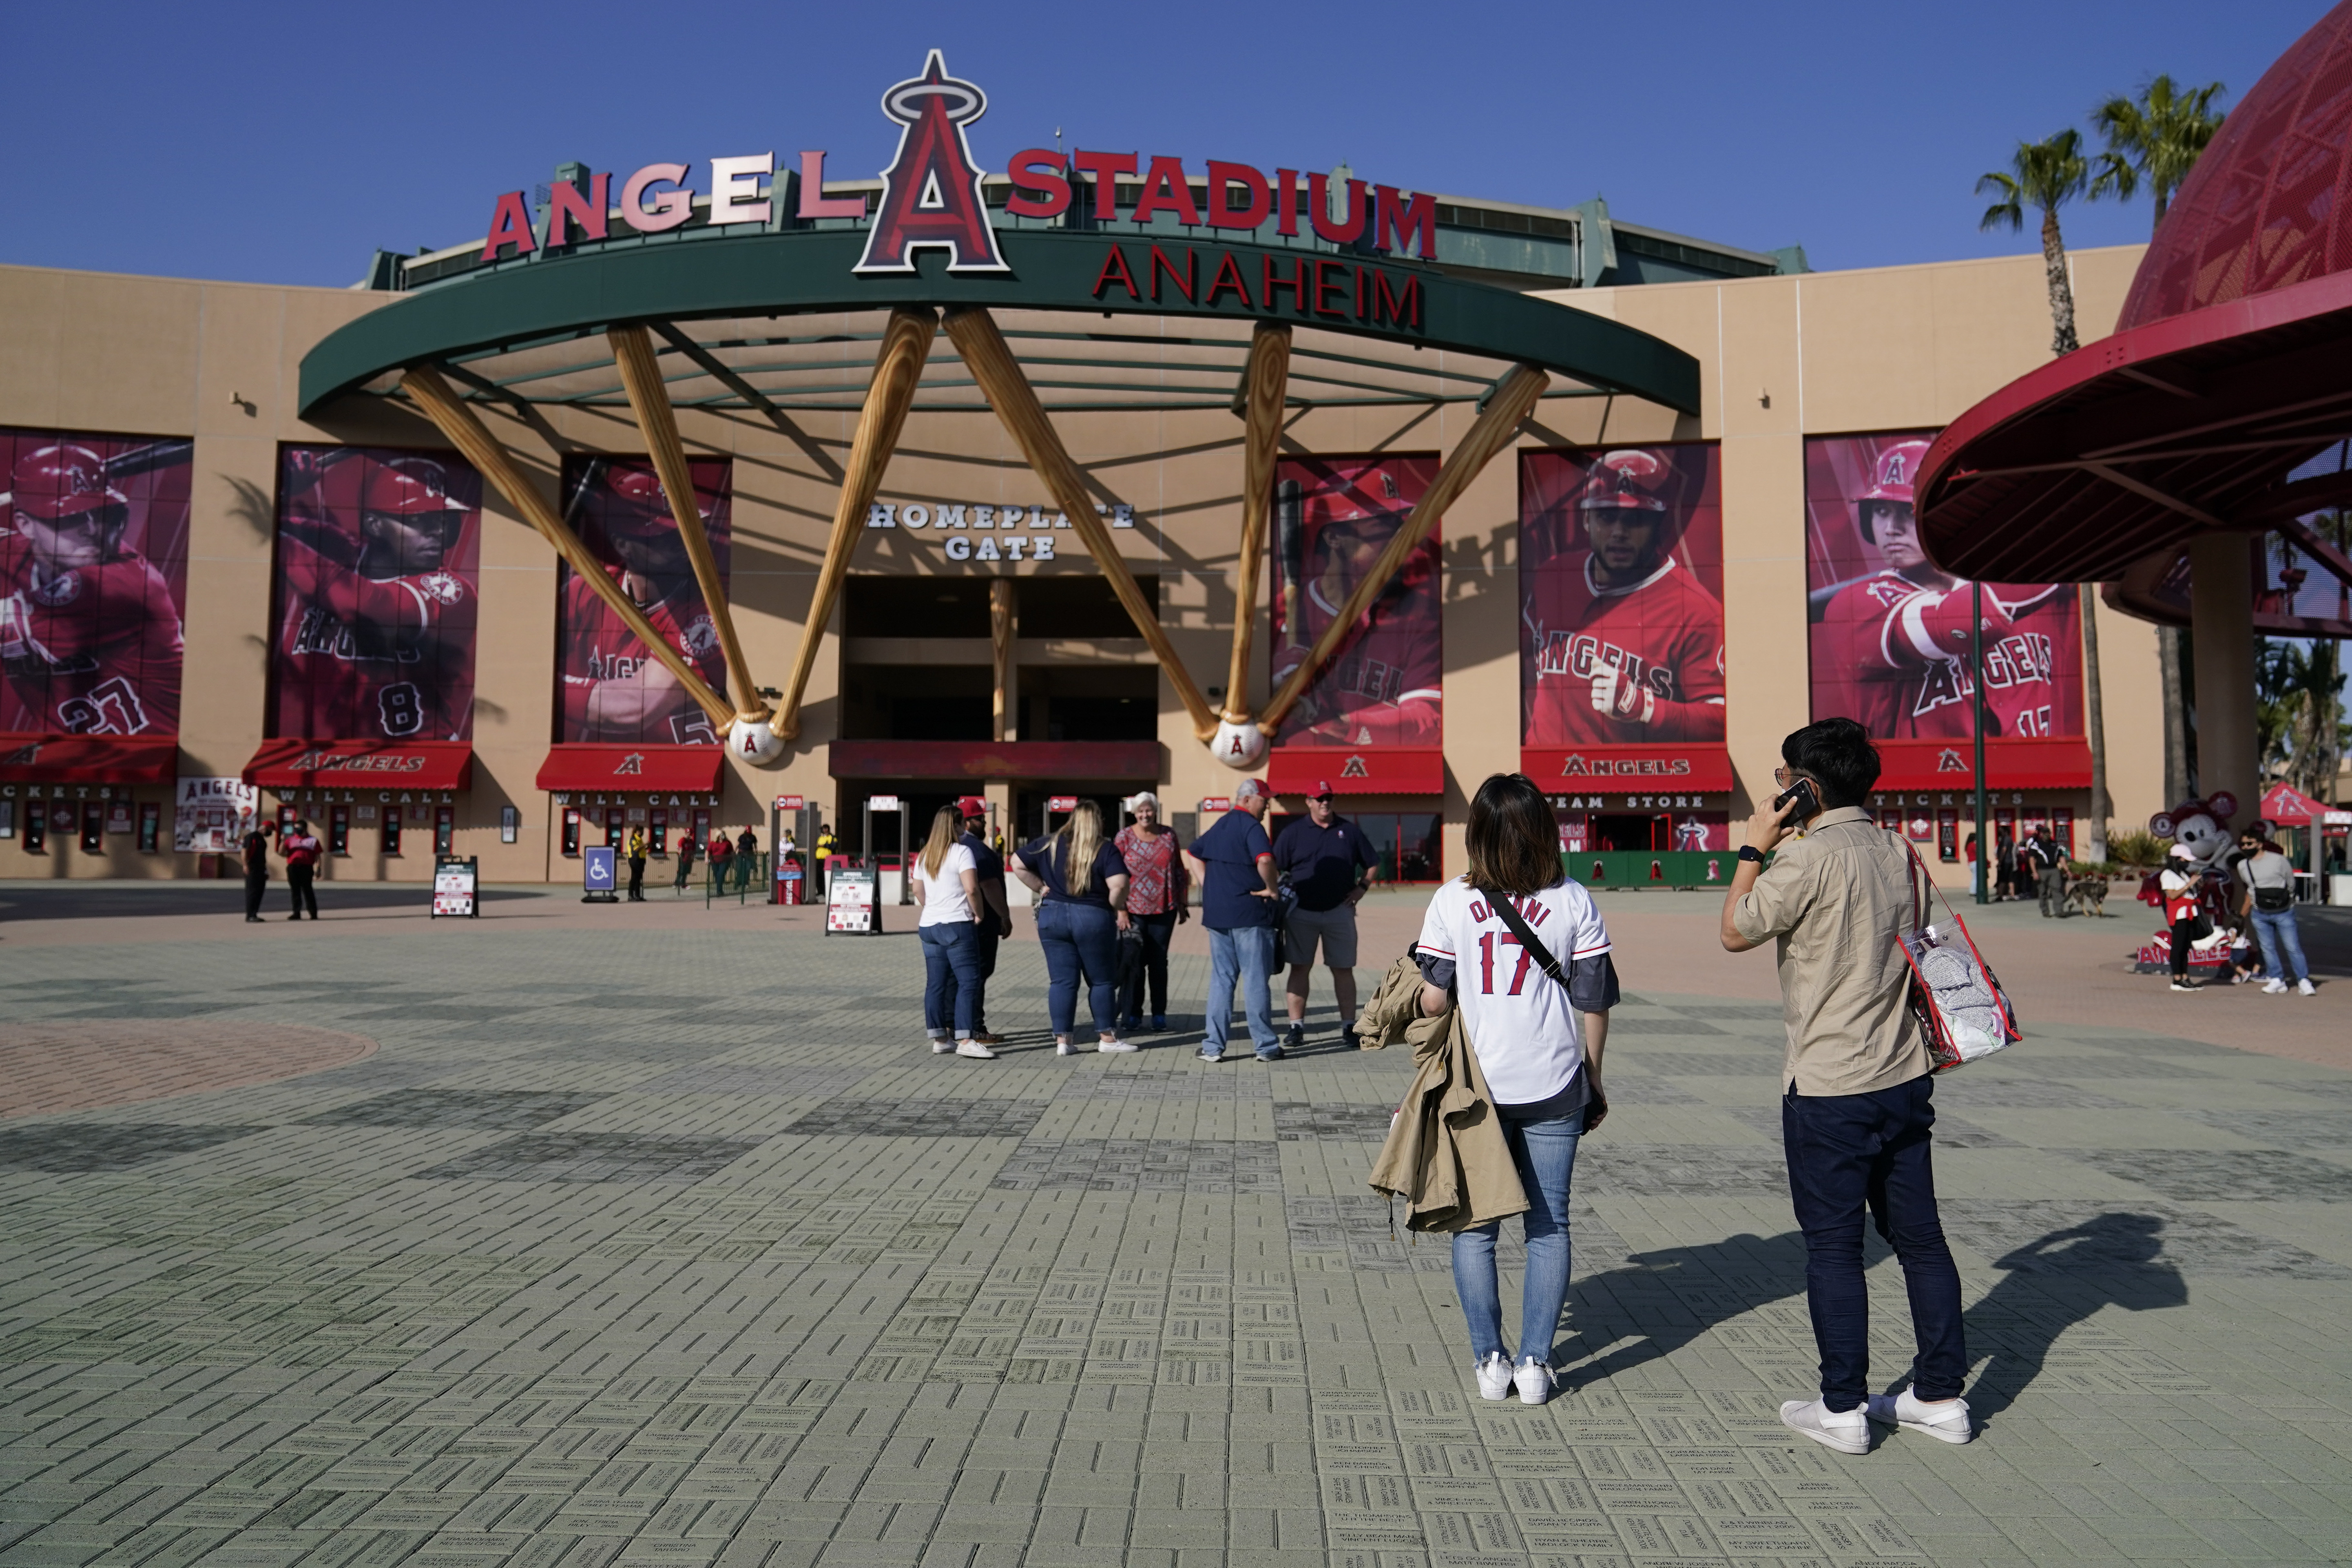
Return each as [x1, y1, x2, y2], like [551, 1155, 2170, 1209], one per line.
[0, 243, 2166, 885]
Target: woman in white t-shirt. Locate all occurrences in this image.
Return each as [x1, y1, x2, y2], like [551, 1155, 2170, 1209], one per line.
[912, 805, 994, 1059]
[1415, 773, 1619, 1407]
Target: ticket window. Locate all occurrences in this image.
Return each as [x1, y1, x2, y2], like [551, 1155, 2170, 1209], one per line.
[139, 800, 161, 854]
[81, 801, 104, 853]
[329, 803, 351, 856]
[24, 801, 45, 852]
[561, 808, 582, 857]
[693, 808, 712, 849]
[1938, 809, 1959, 863]
[383, 807, 403, 856]
[650, 808, 669, 857]
[279, 804, 299, 830]
[434, 806, 455, 856]
[2054, 807, 2075, 861]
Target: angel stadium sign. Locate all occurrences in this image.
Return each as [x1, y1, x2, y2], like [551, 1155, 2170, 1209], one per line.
[477, 49, 1440, 300]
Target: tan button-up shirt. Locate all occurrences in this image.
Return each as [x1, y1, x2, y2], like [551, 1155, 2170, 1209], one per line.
[1732, 805, 1930, 1097]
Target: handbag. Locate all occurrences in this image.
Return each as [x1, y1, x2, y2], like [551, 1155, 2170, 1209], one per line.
[1894, 836, 2022, 1071]
[2255, 886, 2294, 913]
[1477, 889, 1608, 1132]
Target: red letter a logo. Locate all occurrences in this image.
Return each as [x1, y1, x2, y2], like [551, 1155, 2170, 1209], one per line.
[854, 50, 1008, 275]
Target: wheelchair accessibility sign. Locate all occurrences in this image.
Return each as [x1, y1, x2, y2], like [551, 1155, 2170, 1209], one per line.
[583, 846, 618, 903]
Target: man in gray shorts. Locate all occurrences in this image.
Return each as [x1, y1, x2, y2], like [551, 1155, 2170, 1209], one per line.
[1273, 780, 1379, 1049]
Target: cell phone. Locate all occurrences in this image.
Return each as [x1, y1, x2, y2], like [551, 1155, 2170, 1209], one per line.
[1772, 777, 1821, 820]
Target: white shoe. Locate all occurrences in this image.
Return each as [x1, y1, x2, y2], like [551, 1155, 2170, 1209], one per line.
[2299, 979, 2317, 996]
[1475, 1353, 1513, 1401]
[1513, 1357, 1556, 1406]
[1779, 1398, 1869, 1455]
[2169, 980, 2200, 992]
[955, 1039, 998, 1059]
[1865, 1387, 1973, 1444]
[2262, 978, 2289, 995]
[931, 1038, 954, 1053]
[1056, 1039, 1082, 1056]
[1097, 1038, 1138, 1053]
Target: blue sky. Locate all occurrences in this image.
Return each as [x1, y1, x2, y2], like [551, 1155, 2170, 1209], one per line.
[1, 1, 2321, 288]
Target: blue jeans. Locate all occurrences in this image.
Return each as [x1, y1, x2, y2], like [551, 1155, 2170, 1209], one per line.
[2252, 906, 2309, 984]
[1205, 924, 1279, 1057]
[1036, 900, 1117, 1037]
[1783, 1073, 1967, 1411]
[920, 922, 982, 1040]
[1452, 1108, 1584, 1365]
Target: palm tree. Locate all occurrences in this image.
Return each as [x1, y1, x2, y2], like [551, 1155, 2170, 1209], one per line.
[1978, 129, 2092, 355]
[2093, 77, 2227, 820]
[2091, 76, 2228, 234]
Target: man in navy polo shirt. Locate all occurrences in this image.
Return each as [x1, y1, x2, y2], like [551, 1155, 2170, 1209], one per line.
[1185, 777, 1284, 1062]
[1274, 779, 1379, 1050]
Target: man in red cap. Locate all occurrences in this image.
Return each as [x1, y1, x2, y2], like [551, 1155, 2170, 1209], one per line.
[940, 796, 1011, 1044]
[0, 443, 185, 736]
[1522, 447, 1725, 745]
[1272, 779, 1379, 1050]
[557, 460, 728, 745]
[1811, 438, 2070, 741]
[274, 450, 478, 740]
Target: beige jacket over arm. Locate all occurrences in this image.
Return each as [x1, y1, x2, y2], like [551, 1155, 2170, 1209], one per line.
[1731, 806, 1932, 1097]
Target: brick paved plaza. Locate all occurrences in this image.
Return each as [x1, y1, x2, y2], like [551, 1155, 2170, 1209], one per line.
[3, 885, 2351, 1566]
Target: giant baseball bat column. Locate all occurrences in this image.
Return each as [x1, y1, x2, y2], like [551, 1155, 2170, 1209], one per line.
[1222, 324, 1292, 726]
[401, 365, 736, 731]
[1256, 362, 1549, 737]
[770, 307, 938, 743]
[608, 323, 769, 727]
[946, 306, 1222, 743]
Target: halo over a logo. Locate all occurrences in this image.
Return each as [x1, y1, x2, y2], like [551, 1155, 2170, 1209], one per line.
[854, 50, 1008, 276]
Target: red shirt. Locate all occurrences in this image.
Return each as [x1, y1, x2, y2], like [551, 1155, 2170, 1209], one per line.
[0, 535, 183, 736]
[1272, 577, 1442, 746]
[1114, 825, 1189, 915]
[281, 832, 323, 869]
[1817, 576, 2065, 739]
[1522, 554, 1725, 743]
[272, 531, 476, 740]
[556, 569, 726, 745]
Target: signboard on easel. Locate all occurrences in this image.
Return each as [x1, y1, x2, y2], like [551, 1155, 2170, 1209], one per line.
[432, 856, 479, 918]
[826, 865, 880, 934]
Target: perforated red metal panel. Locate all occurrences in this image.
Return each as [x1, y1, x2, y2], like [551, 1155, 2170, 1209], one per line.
[2122, 0, 2352, 327]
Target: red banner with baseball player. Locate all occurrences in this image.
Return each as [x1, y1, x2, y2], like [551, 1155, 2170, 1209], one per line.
[1519, 445, 1727, 768]
[1268, 455, 1442, 750]
[555, 456, 732, 746]
[0, 429, 190, 743]
[1806, 433, 2087, 786]
[269, 447, 482, 743]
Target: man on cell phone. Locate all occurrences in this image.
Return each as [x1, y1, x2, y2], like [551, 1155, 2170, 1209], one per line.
[1719, 717, 1973, 1456]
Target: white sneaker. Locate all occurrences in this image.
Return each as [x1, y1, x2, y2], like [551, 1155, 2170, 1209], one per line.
[931, 1038, 954, 1053]
[1475, 1353, 1513, 1401]
[955, 1039, 997, 1059]
[1097, 1038, 1138, 1053]
[1056, 1039, 1082, 1056]
[2299, 979, 2317, 996]
[2169, 980, 2200, 992]
[1865, 1387, 1973, 1444]
[1779, 1398, 1869, 1455]
[2263, 978, 2289, 995]
[1513, 1357, 1556, 1406]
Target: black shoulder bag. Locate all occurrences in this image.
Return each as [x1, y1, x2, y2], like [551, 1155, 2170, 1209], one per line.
[1477, 889, 1608, 1132]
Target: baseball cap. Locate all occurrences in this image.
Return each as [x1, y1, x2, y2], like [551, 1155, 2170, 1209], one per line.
[955, 795, 988, 818]
[1309, 779, 1336, 800]
[1234, 778, 1269, 801]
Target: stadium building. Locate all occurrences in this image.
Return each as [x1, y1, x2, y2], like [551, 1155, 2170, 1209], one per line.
[0, 51, 2177, 888]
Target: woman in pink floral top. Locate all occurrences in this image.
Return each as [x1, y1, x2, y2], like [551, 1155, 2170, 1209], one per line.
[1115, 792, 1190, 1032]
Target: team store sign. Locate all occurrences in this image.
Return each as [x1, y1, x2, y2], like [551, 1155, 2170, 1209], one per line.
[865, 500, 1135, 562]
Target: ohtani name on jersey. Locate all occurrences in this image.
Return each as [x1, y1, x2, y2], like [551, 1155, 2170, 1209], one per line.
[291, 609, 419, 665]
[1466, 893, 1552, 927]
[1535, 631, 1675, 697]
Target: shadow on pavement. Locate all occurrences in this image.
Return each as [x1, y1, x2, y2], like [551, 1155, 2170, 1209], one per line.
[1558, 1230, 1810, 1385]
[1956, 1212, 2188, 1422]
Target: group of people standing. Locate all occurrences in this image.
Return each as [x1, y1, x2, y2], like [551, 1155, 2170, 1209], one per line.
[907, 780, 1378, 1061]
[1965, 824, 2068, 914]
[239, 817, 323, 921]
[2160, 823, 2317, 995]
[613, 824, 765, 901]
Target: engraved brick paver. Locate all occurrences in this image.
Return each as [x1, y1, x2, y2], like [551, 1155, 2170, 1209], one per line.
[0, 897, 2348, 1566]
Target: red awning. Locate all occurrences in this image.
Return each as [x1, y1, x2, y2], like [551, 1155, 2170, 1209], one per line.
[244, 739, 474, 790]
[1871, 738, 2091, 790]
[0, 734, 176, 784]
[537, 744, 723, 793]
[1519, 745, 1734, 793]
[2259, 781, 2330, 825]
[1268, 748, 1443, 796]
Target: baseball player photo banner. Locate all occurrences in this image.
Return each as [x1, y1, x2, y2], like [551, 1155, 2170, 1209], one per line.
[1268, 456, 1442, 749]
[1519, 445, 1726, 747]
[556, 456, 732, 746]
[269, 446, 483, 742]
[1806, 433, 2083, 742]
[0, 429, 191, 739]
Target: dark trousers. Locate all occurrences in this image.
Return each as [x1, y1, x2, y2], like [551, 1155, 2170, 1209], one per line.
[628, 856, 646, 900]
[675, 854, 695, 890]
[286, 864, 318, 918]
[243, 873, 267, 918]
[1782, 1073, 1967, 1411]
[1120, 911, 1178, 1022]
[2170, 915, 2199, 978]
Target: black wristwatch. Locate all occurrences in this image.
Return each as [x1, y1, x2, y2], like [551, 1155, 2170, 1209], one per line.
[1737, 846, 1766, 865]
